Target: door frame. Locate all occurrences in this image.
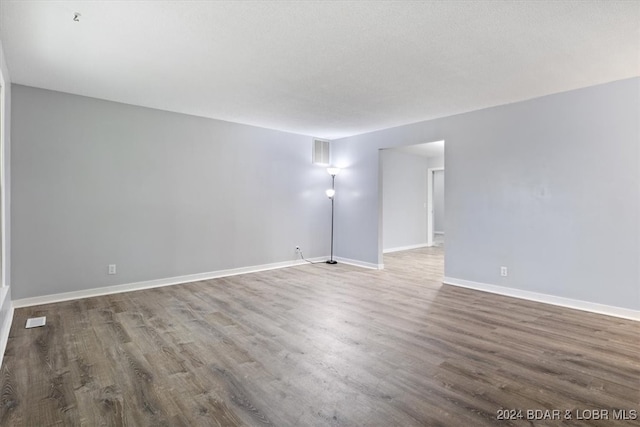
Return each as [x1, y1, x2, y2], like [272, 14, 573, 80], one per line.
[427, 167, 444, 247]
[0, 77, 4, 287]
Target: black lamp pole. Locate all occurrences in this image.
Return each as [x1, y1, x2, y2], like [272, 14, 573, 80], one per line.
[327, 173, 337, 264]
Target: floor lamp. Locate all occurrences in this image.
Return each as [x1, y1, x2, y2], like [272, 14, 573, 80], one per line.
[326, 167, 340, 264]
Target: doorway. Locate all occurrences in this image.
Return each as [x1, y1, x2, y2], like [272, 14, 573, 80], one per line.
[380, 140, 444, 256]
[427, 167, 445, 247]
[0, 80, 3, 287]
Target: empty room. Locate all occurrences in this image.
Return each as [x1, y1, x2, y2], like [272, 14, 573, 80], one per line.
[0, 1, 638, 426]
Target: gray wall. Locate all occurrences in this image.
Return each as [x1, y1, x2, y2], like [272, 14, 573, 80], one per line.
[0, 40, 12, 356]
[381, 149, 429, 251]
[427, 155, 444, 170]
[433, 170, 444, 233]
[12, 85, 331, 299]
[1, 40, 10, 289]
[332, 78, 640, 310]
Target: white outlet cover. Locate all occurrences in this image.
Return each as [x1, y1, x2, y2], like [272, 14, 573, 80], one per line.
[25, 316, 46, 328]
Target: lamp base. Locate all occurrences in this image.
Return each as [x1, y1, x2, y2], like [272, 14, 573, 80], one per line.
[326, 260, 338, 265]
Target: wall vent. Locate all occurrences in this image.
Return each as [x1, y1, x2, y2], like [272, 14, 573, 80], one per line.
[26, 316, 46, 328]
[312, 138, 330, 165]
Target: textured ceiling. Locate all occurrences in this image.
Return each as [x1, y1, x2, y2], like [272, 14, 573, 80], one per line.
[1, 1, 638, 139]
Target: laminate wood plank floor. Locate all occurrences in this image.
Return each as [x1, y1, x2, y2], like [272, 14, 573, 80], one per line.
[1, 247, 638, 426]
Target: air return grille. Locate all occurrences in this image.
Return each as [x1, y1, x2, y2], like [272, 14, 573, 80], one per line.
[312, 138, 330, 165]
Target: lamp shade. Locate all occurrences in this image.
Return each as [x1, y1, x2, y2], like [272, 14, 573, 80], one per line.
[326, 189, 335, 198]
[327, 167, 341, 176]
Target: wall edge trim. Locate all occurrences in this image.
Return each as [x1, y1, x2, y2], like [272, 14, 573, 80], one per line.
[334, 257, 383, 270]
[383, 243, 430, 254]
[12, 258, 326, 308]
[443, 277, 640, 321]
[0, 286, 14, 368]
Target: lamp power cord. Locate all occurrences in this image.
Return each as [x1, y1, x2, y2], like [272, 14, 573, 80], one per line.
[296, 248, 324, 264]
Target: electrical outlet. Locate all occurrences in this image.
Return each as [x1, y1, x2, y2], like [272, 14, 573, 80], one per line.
[108, 264, 117, 275]
[500, 266, 508, 277]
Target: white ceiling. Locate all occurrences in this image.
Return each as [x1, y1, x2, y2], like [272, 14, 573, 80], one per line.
[1, 1, 638, 139]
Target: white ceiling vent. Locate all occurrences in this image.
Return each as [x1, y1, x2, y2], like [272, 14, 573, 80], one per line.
[312, 139, 330, 166]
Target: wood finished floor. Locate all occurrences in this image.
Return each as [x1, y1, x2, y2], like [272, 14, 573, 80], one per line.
[1, 247, 639, 426]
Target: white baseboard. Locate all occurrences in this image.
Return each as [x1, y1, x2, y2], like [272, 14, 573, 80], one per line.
[443, 277, 640, 321]
[12, 257, 325, 308]
[0, 286, 14, 368]
[383, 243, 430, 254]
[334, 257, 383, 270]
